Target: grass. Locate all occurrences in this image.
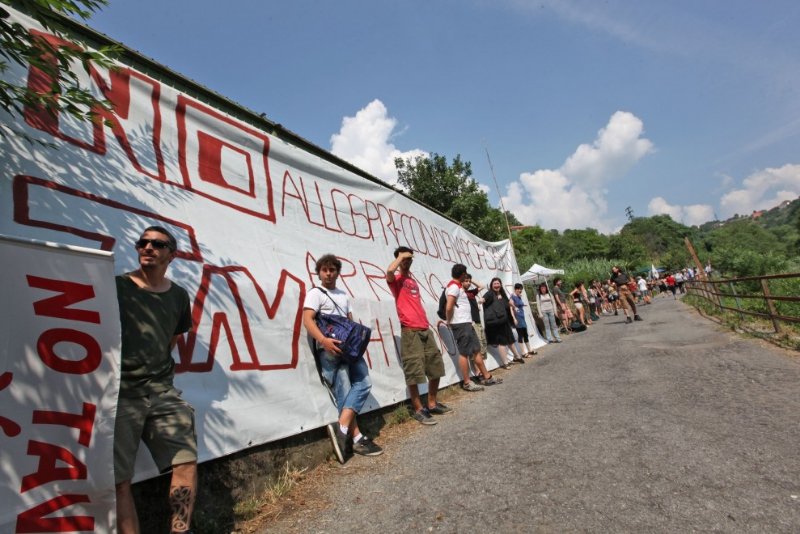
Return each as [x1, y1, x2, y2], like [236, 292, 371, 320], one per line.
[230, 462, 308, 522]
[684, 294, 800, 351]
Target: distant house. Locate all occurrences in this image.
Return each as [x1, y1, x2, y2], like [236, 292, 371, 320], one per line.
[751, 210, 764, 219]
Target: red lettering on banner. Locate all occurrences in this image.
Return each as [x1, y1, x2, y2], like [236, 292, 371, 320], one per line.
[423, 273, 447, 303]
[32, 403, 96, 448]
[0, 372, 22, 437]
[26, 276, 100, 324]
[37, 328, 101, 375]
[364, 200, 384, 244]
[16, 494, 93, 533]
[23, 30, 104, 152]
[176, 95, 275, 221]
[88, 66, 167, 181]
[363, 317, 390, 367]
[196, 132, 256, 196]
[176, 265, 305, 372]
[359, 261, 392, 302]
[281, 170, 308, 219]
[388, 318, 401, 359]
[20, 441, 87, 492]
[13, 175, 203, 261]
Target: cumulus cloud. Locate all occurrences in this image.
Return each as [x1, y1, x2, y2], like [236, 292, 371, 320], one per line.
[502, 111, 653, 232]
[561, 111, 654, 188]
[647, 197, 714, 226]
[330, 99, 426, 185]
[719, 164, 800, 218]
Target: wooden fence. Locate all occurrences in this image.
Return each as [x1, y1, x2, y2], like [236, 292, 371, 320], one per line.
[685, 273, 800, 333]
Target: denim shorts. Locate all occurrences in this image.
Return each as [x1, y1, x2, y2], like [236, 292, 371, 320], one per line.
[319, 352, 372, 414]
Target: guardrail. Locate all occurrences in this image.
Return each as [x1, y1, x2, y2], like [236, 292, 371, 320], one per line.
[685, 273, 800, 333]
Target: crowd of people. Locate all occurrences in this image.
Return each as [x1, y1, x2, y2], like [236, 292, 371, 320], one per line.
[114, 225, 693, 532]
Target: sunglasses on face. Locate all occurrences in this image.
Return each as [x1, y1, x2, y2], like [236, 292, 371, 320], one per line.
[135, 238, 171, 250]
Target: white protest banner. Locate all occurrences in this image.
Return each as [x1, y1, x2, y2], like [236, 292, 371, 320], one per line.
[0, 4, 538, 488]
[0, 236, 119, 533]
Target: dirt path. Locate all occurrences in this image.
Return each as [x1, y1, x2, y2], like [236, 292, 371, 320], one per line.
[257, 297, 800, 533]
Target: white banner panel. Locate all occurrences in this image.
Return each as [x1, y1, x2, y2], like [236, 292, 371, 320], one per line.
[0, 4, 543, 495]
[0, 236, 119, 533]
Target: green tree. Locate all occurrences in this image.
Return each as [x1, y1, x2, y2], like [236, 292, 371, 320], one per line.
[395, 152, 512, 241]
[556, 228, 609, 262]
[512, 225, 559, 269]
[0, 0, 117, 140]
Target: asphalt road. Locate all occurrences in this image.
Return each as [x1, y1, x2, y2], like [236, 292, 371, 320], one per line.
[263, 296, 800, 533]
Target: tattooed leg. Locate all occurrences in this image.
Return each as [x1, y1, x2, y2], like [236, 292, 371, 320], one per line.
[169, 462, 197, 533]
[169, 486, 192, 532]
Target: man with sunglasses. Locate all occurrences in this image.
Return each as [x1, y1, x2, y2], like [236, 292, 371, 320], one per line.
[115, 226, 195, 534]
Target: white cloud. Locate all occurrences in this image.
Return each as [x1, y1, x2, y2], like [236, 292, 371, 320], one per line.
[561, 111, 654, 188]
[647, 197, 714, 226]
[502, 111, 653, 232]
[330, 99, 426, 185]
[719, 163, 800, 217]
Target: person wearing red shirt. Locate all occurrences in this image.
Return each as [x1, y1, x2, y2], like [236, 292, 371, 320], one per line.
[665, 273, 677, 299]
[386, 247, 450, 425]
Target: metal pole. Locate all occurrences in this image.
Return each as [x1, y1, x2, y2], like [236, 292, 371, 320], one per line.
[484, 143, 513, 244]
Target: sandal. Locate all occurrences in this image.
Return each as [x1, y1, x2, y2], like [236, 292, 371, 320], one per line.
[483, 375, 503, 385]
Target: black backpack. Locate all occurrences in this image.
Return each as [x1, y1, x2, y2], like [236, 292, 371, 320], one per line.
[437, 281, 460, 320]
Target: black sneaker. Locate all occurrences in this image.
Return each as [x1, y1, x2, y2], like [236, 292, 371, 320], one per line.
[626, 317, 633, 324]
[412, 408, 437, 425]
[326, 423, 350, 464]
[634, 315, 643, 321]
[352, 436, 383, 456]
[428, 402, 453, 415]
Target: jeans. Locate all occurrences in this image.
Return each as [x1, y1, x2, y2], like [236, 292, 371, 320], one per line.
[542, 311, 561, 341]
[319, 352, 371, 414]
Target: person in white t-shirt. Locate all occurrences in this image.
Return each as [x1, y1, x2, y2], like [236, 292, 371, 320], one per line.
[303, 254, 383, 463]
[445, 263, 487, 392]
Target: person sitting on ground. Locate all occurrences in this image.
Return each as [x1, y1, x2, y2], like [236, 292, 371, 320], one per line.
[510, 283, 537, 357]
[535, 282, 562, 343]
[304, 254, 383, 462]
[385, 247, 451, 426]
[463, 274, 503, 386]
[115, 226, 196, 534]
[611, 266, 643, 323]
[483, 277, 526, 367]
[446, 264, 486, 391]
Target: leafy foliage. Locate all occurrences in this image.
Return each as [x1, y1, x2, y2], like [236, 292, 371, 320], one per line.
[0, 0, 118, 140]
[394, 152, 514, 241]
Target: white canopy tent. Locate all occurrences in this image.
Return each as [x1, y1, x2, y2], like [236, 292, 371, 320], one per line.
[520, 263, 565, 283]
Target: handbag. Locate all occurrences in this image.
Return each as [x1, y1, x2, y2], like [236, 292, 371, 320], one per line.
[483, 296, 508, 326]
[313, 288, 372, 363]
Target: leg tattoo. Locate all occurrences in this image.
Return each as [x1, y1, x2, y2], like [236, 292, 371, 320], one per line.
[169, 485, 193, 533]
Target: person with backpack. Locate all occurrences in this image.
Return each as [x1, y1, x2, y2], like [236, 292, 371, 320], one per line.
[304, 254, 383, 463]
[444, 263, 487, 391]
[386, 247, 451, 425]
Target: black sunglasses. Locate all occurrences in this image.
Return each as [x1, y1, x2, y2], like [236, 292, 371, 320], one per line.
[135, 238, 172, 250]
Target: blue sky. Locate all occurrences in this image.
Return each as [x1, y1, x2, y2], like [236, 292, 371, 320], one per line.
[86, 0, 800, 232]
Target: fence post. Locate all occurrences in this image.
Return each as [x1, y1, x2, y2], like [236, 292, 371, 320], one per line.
[760, 279, 781, 333]
[729, 281, 744, 321]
